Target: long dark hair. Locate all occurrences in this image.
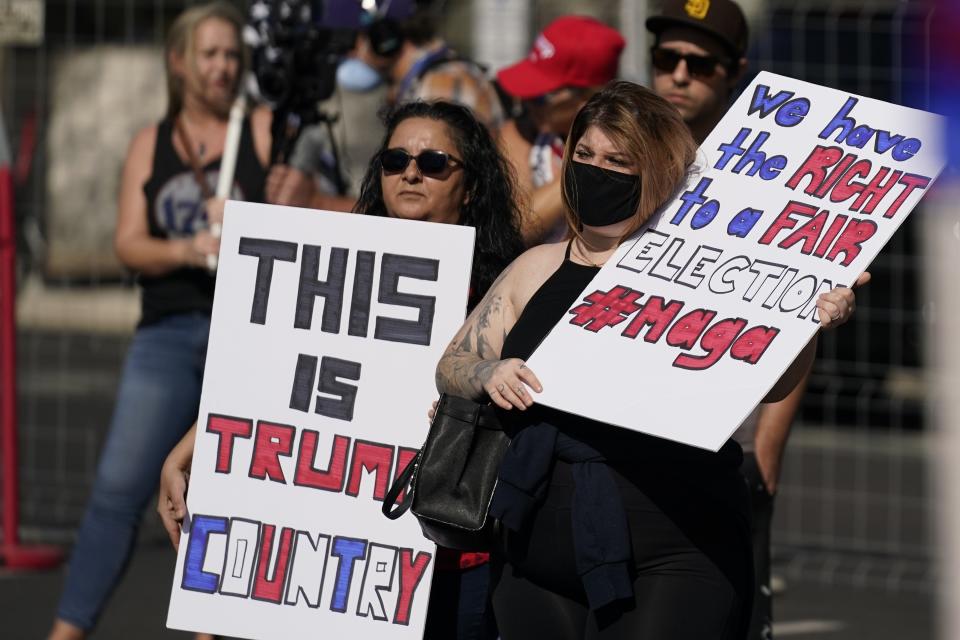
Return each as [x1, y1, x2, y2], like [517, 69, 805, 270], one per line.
[355, 101, 525, 304]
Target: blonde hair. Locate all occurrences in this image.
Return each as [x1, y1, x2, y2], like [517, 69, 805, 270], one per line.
[560, 80, 698, 243]
[165, 1, 247, 118]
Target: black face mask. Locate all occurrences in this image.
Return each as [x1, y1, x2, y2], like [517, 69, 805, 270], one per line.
[567, 161, 642, 227]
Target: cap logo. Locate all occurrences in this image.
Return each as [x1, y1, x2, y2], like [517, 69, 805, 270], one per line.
[684, 0, 710, 20]
[531, 34, 555, 61]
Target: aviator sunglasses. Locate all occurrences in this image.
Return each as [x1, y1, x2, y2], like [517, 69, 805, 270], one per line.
[380, 148, 462, 177]
[650, 46, 729, 78]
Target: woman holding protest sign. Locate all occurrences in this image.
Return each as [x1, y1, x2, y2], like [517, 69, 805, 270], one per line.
[48, 3, 272, 639]
[356, 99, 524, 639]
[434, 80, 862, 639]
[157, 100, 524, 639]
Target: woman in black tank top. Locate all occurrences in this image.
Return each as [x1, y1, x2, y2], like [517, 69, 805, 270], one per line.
[50, 5, 271, 640]
[435, 82, 861, 640]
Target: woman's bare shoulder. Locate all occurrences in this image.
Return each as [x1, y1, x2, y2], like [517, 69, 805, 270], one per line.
[123, 123, 159, 174]
[515, 241, 566, 268]
[508, 241, 567, 307]
[129, 123, 158, 154]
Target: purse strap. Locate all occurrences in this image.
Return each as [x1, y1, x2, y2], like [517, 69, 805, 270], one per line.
[382, 449, 421, 520]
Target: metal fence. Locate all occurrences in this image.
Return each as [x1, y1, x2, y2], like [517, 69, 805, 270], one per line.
[3, 0, 251, 542]
[751, 0, 936, 592]
[0, 0, 939, 594]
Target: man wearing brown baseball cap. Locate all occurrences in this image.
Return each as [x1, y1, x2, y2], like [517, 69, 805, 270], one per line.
[647, 0, 749, 144]
[647, 4, 799, 640]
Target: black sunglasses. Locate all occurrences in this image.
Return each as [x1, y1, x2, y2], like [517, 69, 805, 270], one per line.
[650, 47, 728, 78]
[380, 148, 462, 176]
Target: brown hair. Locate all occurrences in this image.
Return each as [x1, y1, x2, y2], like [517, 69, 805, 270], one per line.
[560, 80, 697, 242]
[165, 1, 247, 119]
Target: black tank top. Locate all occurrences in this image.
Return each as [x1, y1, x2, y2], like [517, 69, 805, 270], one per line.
[501, 243, 742, 471]
[139, 116, 267, 326]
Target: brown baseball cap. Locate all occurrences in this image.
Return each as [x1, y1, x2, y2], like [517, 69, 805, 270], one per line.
[646, 0, 749, 59]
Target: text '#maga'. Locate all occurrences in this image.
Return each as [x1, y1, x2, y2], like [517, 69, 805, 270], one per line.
[567, 281, 780, 372]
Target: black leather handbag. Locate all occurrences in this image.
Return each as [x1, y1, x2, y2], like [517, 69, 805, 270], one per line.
[382, 393, 509, 551]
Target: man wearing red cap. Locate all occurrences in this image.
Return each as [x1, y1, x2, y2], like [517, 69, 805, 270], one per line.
[646, 3, 802, 639]
[496, 16, 625, 245]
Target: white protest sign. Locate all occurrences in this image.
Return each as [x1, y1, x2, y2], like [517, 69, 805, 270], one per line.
[167, 202, 475, 639]
[526, 71, 945, 452]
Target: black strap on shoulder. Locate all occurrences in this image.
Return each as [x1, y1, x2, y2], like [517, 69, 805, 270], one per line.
[153, 117, 179, 169]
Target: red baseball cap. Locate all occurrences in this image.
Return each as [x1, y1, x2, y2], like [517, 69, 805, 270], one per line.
[497, 16, 625, 99]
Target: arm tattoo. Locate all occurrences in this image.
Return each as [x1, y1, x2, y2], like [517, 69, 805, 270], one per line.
[435, 267, 514, 398]
[456, 326, 474, 354]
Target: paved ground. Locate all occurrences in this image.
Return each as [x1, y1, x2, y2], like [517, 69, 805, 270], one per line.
[3, 542, 191, 639]
[0, 541, 934, 639]
[773, 579, 932, 639]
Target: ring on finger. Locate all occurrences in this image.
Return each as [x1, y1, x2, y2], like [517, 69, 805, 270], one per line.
[497, 383, 505, 392]
[516, 385, 524, 395]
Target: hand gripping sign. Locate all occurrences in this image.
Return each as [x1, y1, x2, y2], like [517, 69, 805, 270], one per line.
[167, 203, 475, 639]
[526, 71, 946, 451]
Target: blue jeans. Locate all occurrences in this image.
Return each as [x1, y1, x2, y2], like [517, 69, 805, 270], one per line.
[56, 313, 210, 630]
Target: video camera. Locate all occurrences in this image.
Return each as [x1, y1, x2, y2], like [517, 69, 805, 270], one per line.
[246, 0, 357, 174]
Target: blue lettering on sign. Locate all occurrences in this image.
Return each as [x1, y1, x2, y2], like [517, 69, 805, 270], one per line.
[727, 207, 764, 237]
[329, 536, 368, 613]
[671, 177, 714, 226]
[182, 514, 229, 593]
[715, 128, 788, 180]
[747, 84, 810, 127]
[691, 200, 719, 229]
[818, 97, 922, 161]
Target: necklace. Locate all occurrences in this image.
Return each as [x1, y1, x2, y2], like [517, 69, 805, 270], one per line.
[175, 116, 214, 199]
[179, 107, 228, 159]
[574, 238, 612, 268]
[178, 114, 209, 159]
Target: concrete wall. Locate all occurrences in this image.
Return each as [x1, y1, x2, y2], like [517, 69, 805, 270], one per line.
[45, 46, 165, 279]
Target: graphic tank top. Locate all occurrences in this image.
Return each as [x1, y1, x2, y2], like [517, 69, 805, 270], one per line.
[139, 116, 266, 326]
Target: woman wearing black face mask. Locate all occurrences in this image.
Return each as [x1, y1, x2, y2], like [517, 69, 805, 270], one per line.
[435, 81, 861, 640]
